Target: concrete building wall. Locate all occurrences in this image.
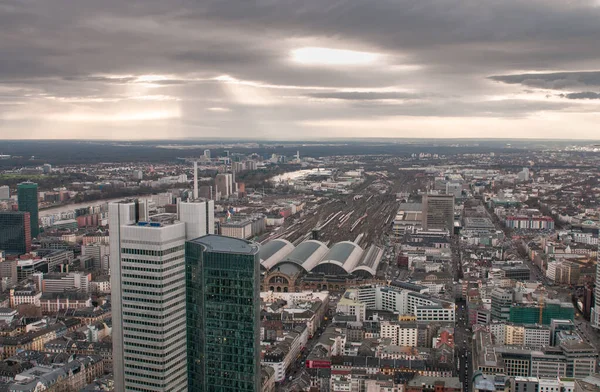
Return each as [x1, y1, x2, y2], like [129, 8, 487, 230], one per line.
[110, 201, 188, 392]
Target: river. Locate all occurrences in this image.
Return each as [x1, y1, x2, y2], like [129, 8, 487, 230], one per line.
[39, 196, 151, 217]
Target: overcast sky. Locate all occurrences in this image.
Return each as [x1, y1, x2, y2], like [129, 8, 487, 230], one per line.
[2, 0, 600, 140]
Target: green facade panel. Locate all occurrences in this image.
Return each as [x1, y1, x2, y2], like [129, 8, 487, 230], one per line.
[186, 235, 261, 392]
[17, 182, 39, 238]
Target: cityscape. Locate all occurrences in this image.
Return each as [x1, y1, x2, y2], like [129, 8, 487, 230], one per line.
[3, 0, 600, 391]
[0, 140, 599, 391]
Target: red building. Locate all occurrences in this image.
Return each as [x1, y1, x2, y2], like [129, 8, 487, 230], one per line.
[76, 214, 99, 228]
[397, 254, 409, 268]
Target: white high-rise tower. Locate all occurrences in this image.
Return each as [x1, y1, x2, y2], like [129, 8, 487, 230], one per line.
[110, 197, 213, 391]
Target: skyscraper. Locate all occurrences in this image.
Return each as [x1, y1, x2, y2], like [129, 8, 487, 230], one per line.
[110, 198, 215, 391]
[17, 182, 39, 237]
[178, 199, 215, 239]
[186, 235, 261, 392]
[422, 193, 454, 231]
[591, 242, 600, 330]
[204, 149, 211, 159]
[110, 200, 188, 391]
[215, 173, 233, 199]
[0, 211, 32, 255]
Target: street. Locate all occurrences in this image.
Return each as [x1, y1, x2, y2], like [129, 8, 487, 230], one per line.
[454, 300, 473, 392]
[574, 315, 600, 351]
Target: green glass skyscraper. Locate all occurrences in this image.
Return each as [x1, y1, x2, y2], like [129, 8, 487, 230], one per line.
[186, 235, 260, 392]
[17, 182, 39, 237]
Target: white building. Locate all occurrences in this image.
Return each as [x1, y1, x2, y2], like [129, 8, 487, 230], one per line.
[151, 192, 173, 207]
[524, 325, 551, 349]
[546, 261, 559, 281]
[336, 291, 366, 322]
[178, 199, 215, 239]
[41, 272, 90, 293]
[10, 288, 42, 307]
[380, 321, 418, 347]
[82, 243, 110, 271]
[90, 279, 111, 294]
[110, 200, 188, 392]
[355, 285, 455, 322]
[0, 308, 18, 323]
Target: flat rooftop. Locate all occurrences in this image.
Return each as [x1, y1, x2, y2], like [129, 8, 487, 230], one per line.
[189, 234, 259, 255]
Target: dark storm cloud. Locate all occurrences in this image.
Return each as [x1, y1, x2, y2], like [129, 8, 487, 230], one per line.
[560, 91, 600, 100]
[490, 72, 600, 90]
[2, 0, 600, 139]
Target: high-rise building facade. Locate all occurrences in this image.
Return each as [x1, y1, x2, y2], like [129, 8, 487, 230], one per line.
[591, 242, 600, 330]
[110, 200, 188, 392]
[186, 235, 261, 392]
[178, 199, 215, 239]
[17, 182, 39, 237]
[215, 173, 233, 199]
[422, 193, 454, 231]
[0, 211, 32, 255]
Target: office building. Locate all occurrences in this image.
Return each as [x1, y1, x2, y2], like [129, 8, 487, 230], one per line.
[0, 255, 18, 290]
[0, 185, 9, 200]
[524, 325, 551, 349]
[491, 288, 513, 321]
[198, 185, 213, 200]
[354, 285, 455, 322]
[178, 199, 215, 239]
[422, 193, 454, 231]
[510, 301, 575, 325]
[560, 340, 597, 378]
[0, 211, 32, 255]
[110, 200, 188, 391]
[39, 272, 90, 293]
[591, 245, 600, 330]
[446, 182, 463, 199]
[380, 321, 418, 347]
[16, 256, 48, 281]
[220, 214, 266, 240]
[17, 182, 39, 237]
[555, 261, 581, 285]
[501, 266, 531, 281]
[39, 249, 74, 272]
[186, 235, 261, 391]
[82, 243, 110, 271]
[215, 173, 233, 198]
[204, 149, 211, 159]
